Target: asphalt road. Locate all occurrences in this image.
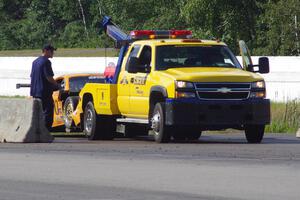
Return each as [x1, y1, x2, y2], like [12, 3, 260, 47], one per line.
[0, 133, 299, 200]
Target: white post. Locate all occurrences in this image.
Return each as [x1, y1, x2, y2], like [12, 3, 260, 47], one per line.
[295, 15, 300, 56]
[78, 0, 89, 38]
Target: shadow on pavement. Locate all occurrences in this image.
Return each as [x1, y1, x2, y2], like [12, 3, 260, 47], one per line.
[52, 132, 300, 144]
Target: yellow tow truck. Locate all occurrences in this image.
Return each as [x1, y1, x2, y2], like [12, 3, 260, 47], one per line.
[72, 16, 270, 143]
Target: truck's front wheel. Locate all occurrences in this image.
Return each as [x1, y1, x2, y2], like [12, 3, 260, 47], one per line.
[151, 103, 171, 143]
[244, 125, 265, 143]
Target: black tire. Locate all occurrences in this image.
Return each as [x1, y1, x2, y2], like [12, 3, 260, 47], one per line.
[172, 127, 186, 141]
[83, 102, 99, 140]
[63, 96, 79, 132]
[151, 103, 171, 143]
[187, 129, 202, 140]
[83, 102, 115, 140]
[172, 133, 186, 142]
[172, 126, 202, 141]
[245, 125, 265, 143]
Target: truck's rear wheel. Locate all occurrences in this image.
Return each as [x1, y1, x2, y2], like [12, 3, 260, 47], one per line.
[84, 102, 98, 140]
[244, 125, 265, 143]
[63, 96, 79, 132]
[151, 103, 171, 143]
[83, 102, 115, 140]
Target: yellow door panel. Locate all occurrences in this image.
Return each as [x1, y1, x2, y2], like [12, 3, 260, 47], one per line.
[117, 71, 130, 115]
[129, 73, 149, 117]
[52, 91, 64, 127]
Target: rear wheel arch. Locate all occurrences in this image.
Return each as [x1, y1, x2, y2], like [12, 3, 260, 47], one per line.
[82, 93, 93, 111]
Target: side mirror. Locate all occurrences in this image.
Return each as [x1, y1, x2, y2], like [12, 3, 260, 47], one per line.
[258, 57, 269, 74]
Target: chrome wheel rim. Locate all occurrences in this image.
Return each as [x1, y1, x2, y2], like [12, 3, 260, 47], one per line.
[151, 111, 161, 135]
[85, 109, 93, 135]
[64, 103, 73, 126]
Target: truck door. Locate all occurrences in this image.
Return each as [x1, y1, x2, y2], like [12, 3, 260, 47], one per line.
[128, 45, 152, 117]
[52, 78, 65, 127]
[239, 40, 253, 71]
[117, 45, 141, 115]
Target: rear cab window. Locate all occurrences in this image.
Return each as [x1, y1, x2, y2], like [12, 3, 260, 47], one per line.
[69, 76, 105, 93]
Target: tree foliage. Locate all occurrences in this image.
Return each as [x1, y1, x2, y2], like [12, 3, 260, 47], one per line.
[0, 0, 299, 55]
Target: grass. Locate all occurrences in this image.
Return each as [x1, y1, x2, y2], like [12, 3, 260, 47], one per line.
[0, 48, 119, 57]
[266, 100, 300, 133]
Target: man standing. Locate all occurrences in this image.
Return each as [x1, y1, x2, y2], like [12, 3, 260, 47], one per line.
[30, 44, 60, 131]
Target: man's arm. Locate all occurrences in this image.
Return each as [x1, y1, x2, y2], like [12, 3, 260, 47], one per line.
[46, 76, 61, 91]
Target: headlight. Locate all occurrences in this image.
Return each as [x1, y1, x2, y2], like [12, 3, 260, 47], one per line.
[249, 91, 266, 98]
[250, 81, 266, 98]
[175, 81, 194, 89]
[251, 81, 265, 89]
[175, 91, 196, 98]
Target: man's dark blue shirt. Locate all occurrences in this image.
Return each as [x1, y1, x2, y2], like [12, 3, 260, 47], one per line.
[30, 56, 54, 98]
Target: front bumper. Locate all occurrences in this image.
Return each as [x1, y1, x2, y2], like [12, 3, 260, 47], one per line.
[165, 98, 270, 129]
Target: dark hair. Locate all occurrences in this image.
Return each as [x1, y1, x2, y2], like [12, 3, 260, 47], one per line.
[42, 44, 57, 52]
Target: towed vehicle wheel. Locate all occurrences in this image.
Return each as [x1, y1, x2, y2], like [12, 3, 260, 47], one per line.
[63, 96, 79, 132]
[151, 103, 171, 143]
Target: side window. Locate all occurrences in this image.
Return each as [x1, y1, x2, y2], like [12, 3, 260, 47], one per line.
[125, 45, 141, 71]
[139, 46, 152, 67]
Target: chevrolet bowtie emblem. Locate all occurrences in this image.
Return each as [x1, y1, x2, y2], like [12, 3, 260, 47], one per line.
[217, 87, 231, 93]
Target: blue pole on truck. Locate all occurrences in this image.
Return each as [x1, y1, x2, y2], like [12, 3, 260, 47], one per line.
[100, 16, 130, 84]
[101, 16, 129, 49]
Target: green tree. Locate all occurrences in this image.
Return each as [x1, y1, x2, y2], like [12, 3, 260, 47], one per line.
[0, 0, 298, 55]
[181, 0, 261, 54]
[255, 0, 300, 55]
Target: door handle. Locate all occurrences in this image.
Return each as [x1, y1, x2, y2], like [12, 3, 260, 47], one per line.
[130, 77, 134, 83]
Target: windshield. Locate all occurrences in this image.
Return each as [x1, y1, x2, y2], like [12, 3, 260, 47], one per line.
[69, 76, 105, 92]
[156, 45, 242, 70]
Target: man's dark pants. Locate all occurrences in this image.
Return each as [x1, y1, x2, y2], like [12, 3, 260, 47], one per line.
[36, 96, 54, 131]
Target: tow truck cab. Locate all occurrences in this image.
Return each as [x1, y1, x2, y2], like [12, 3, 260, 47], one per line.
[74, 18, 270, 143]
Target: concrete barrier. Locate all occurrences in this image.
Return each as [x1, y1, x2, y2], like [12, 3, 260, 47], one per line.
[0, 98, 54, 143]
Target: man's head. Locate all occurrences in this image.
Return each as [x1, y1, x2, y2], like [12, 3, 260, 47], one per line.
[42, 44, 56, 58]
